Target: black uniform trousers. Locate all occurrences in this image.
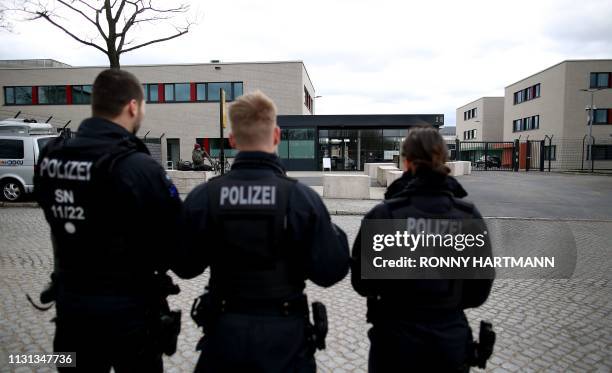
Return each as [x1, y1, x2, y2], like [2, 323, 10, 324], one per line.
[368, 312, 472, 373]
[195, 313, 315, 373]
[53, 291, 163, 373]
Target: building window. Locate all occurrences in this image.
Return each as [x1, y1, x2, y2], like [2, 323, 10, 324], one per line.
[175, 83, 190, 102]
[593, 109, 611, 124]
[512, 115, 540, 132]
[233, 82, 243, 98]
[4, 86, 33, 105]
[38, 85, 67, 104]
[304, 87, 313, 113]
[143, 84, 159, 102]
[208, 82, 233, 102]
[544, 145, 556, 161]
[589, 72, 611, 89]
[196, 83, 206, 101]
[464, 108, 477, 120]
[164, 84, 174, 101]
[72, 85, 93, 104]
[279, 128, 315, 159]
[514, 83, 540, 105]
[587, 145, 612, 160]
[463, 129, 476, 140]
[0, 139, 24, 158]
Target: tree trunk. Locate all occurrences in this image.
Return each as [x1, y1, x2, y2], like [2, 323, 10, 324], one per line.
[108, 52, 120, 69]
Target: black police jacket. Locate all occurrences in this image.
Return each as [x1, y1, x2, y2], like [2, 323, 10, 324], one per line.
[384, 170, 467, 200]
[35, 117, 182, 301]
[175, 151, 350, 299]
[351, 169, 493, 319]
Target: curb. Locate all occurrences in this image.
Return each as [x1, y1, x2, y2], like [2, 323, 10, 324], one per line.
[0, 201, 39, 208]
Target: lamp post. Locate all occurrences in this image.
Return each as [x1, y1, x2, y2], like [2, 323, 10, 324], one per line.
[580, 88, 602, 168]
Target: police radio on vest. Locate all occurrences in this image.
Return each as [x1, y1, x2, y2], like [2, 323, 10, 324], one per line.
[220, 185, 276, 206]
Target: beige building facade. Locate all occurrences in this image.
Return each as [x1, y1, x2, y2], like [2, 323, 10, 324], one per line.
[0, 60, 315, 165]
[456, 97, 504, 141]
[504, 59, 612, 142]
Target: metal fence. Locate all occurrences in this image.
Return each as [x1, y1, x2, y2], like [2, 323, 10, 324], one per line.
[451, 136, 612, 172]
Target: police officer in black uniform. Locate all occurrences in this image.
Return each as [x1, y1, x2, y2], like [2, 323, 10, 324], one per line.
[175, 91, 350, 373]
[34, 69, 182, 372]
[351, 127, 494, 372]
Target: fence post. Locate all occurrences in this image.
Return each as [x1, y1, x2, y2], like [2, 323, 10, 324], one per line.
[591, 137, 595, 173]
[581, 135, 586, 171]
[513, 139, 519, 171]
[539, 140, 545, 171]
[525, 140, 531, 172]
[484, 142, 489, 170]
[455, 139, 461, 161]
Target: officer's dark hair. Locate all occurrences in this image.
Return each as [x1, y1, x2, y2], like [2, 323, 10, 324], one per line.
[401, 126, 450, 175]
[92, 69, 144, 118]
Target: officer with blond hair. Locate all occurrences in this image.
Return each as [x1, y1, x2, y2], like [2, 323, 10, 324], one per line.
[175, 90, 350, 372]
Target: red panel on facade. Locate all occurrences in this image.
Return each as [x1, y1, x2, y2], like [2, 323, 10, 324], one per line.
[203, 138, 210, 153]
[608, 109, 612, 124]
[158, 84, 164, 102]
[32, 86, 38, 105]
[190, 82, 196, 101]
[66, 85, 73, 105]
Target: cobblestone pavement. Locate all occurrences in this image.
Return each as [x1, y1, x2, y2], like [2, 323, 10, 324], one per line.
[1, 208, 611, 372]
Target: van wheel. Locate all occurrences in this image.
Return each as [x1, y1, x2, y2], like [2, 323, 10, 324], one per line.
[1, 179, 25, 202]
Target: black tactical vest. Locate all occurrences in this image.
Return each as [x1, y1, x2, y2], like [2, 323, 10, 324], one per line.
[372, 191, 479, 311]
[205, 163, 301, 300]
[35, 133, 147, 293]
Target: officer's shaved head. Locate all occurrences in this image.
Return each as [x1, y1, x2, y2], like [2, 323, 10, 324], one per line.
[92, 69, 145, 134]
[229, 91, 278, 148]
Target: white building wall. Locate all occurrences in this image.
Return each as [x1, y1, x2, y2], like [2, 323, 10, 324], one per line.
[0, 61, 312, 162]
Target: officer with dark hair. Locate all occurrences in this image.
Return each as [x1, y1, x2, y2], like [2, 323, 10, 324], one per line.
[34, 69, 182, 372]
[352, 127, 494, 372]
[175, 90, 350, 373]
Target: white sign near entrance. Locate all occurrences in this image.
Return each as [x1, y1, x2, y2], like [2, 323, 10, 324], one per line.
[322, 157, 332, 171]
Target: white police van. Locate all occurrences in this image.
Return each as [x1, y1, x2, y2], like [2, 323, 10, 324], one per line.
[0, 119, 58, 201]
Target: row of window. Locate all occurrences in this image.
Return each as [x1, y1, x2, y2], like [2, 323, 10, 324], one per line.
[512, 115, 540, 132]
[514, 83, 541, 105]
[589, 72, 611, 89]
[464, 108, 476, 120]
[144, 82, 243, 103]
[3, 82, 243, 105]
[463, 129, 476, 140]
[304, 87, 313, 113]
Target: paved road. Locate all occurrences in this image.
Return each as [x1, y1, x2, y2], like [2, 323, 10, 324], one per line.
[1, 208, 610, 372]
[298, 172, 612, 220]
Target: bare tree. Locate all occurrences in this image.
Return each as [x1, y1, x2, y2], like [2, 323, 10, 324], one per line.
[17, 0, 195, 68]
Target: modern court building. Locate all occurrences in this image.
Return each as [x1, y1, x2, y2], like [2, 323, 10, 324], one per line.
[456, 59, 612, 170]
[0, 59, 443, 171]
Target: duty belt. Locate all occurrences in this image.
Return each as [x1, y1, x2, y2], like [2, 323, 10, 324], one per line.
[214, 294, 308, 317]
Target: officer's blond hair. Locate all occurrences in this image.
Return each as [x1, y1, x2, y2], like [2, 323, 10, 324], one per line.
[228, 91, 277, 147]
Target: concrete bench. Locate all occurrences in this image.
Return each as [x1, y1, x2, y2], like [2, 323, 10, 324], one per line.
[458, 161, 472, 175]
[445, 161, 472, 176]
[323, 174, 370, 199]
[166, 170, 209, 195]
[364, 162, 396, 178]
[385, 170, 404, 186]
[445, 162, 465, 177]
[377, 165, 400, 186]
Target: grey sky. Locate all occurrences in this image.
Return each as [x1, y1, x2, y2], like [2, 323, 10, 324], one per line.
[1, 0, 611, 125]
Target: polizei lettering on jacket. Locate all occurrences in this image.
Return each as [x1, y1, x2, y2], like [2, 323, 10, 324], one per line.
[39, 157, 93, 181]
[220, 185, 276, 206]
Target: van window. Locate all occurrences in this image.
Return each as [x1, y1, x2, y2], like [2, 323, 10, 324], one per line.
[37, 137, 54, 152]
[0, 139, 25, 159]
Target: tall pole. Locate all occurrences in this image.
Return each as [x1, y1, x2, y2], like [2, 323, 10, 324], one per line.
[588, 91, 593, 167]
[219, 88, 225, 175]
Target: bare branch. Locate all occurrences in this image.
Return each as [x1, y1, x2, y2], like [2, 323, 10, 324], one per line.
[119, 25, 190, 54]
[34, 10, 107, 55]
[56, 0, 106, 40]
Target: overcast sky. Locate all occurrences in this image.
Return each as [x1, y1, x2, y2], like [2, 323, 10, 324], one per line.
[1, 0, 611, 125]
